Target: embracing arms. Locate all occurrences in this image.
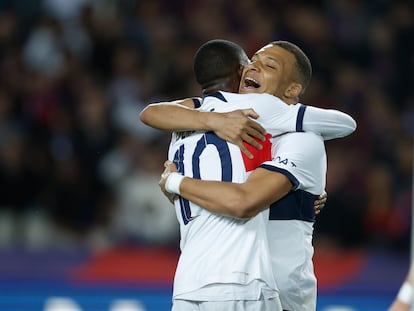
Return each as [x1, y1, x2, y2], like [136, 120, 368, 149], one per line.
[140, 97, 357, 147]
[160, 161, 293, 219]
[160, 132, 327, 219]
[140, 98, 266, 158]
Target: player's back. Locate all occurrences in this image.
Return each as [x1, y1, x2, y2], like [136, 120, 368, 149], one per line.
[168, 127, 276, 300]
[167, 91, 312, 302]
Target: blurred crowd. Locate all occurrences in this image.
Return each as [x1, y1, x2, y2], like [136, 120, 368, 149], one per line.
[0, 0, 412, 253]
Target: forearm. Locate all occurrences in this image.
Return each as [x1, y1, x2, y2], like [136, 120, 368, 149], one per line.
[140, 99, 214, 131]
[179, 178, 254, 219]
[175, 169, 292, 219]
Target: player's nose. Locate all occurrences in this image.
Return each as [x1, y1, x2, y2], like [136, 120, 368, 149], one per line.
[245, 60, 261, 72]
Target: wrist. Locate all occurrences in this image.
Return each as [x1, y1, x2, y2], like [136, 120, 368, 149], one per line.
[201, 111, 217, 131]
[165, 172, 185, 195]
[397, 281, 413, 304]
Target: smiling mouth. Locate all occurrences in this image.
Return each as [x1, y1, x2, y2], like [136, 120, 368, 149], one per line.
[244, 77, 261, 88]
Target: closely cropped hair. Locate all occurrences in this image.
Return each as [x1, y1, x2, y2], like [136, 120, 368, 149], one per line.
[194, 39, 249, 89]
[271, 41, 312, 93]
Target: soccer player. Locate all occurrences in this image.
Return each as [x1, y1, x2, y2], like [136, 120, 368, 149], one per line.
[388, 260, 414, 311]
[158, 40, 356, 311]
[162, 39, 295, 311]
[141, 39, 356, 311]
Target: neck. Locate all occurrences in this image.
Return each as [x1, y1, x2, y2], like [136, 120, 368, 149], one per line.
[203, 83, 231, 94]
[202, 76, 240, 94]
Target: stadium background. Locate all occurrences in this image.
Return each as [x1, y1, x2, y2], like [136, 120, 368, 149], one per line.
[0, 0, 412, 310]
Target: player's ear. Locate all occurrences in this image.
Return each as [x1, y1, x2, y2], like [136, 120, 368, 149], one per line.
[284, 82, 302, 99]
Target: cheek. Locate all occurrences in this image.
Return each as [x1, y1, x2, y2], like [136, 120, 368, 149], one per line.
[262, 74, 280, 94]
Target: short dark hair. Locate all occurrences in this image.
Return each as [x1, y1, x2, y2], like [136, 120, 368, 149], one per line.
[193, 39, 249, 89]
[271, 41, 312, 93]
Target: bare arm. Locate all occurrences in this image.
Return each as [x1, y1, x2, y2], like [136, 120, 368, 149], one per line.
[140, 98, 202, 131]
[160, 161, 293, 219]
[140, 98, 266, 158]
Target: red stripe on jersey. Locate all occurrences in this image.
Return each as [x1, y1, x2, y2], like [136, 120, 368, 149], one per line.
[242, 133, 272, 172]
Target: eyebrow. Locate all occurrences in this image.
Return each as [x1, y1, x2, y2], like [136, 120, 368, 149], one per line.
[252, 54, 282, 66]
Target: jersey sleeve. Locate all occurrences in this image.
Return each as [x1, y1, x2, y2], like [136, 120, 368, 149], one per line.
[247, 94, 302, 136]
[300, 105, 357, 140]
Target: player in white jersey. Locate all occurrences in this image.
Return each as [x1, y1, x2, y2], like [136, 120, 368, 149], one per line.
[162, 94, 352, 311]
[145, 40, 356, 311]
[168, 119, 282, 310]
[162, 130, 328, 311]
[162, 40, 352, 311]
[163, 39, 288, 311]
[263, 131, 326, 311]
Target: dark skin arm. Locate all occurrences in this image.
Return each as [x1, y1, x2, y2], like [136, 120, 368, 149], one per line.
[140, 98, 266, 159]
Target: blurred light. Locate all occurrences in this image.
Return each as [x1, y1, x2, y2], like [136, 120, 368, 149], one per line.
[44, 297, 82, 311]
[109, 299, 145, 311]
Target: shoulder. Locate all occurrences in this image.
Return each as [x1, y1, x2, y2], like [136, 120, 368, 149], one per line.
[240, 92, 282, 102]
[239, 93, 287, 111]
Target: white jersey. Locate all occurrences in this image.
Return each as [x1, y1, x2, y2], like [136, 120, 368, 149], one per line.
[168, 91, 355, 303]
[260, 132, 327, 311]
[168, 92, 302, 301]
[194, 91, 357, 142]
[170, 131, 278, 301]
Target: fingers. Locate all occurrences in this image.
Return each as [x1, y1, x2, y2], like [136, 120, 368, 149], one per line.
[159, 172, 176, 204]
[314, 199, 325, 207]
[247, 120, 266, 138]
[314, 197, 326, 215]
[240, 109, 266, 138]
[163, 160, 178, 173]
[239, 144, 253, 159]
[213, 109, 268, 157]
[241, 108, 260, 119]
[239, 130, 266, 159]
[160, 160, 180, 204]
[314, 191, 327, 216]
[246, 127, 265, 142]
[242, 120, 265, 142]
[242, 134, 263, 150]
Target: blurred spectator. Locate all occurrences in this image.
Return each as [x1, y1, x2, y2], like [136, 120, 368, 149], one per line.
[100, 136, 178, 246]
[0, 0, 411, 253]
